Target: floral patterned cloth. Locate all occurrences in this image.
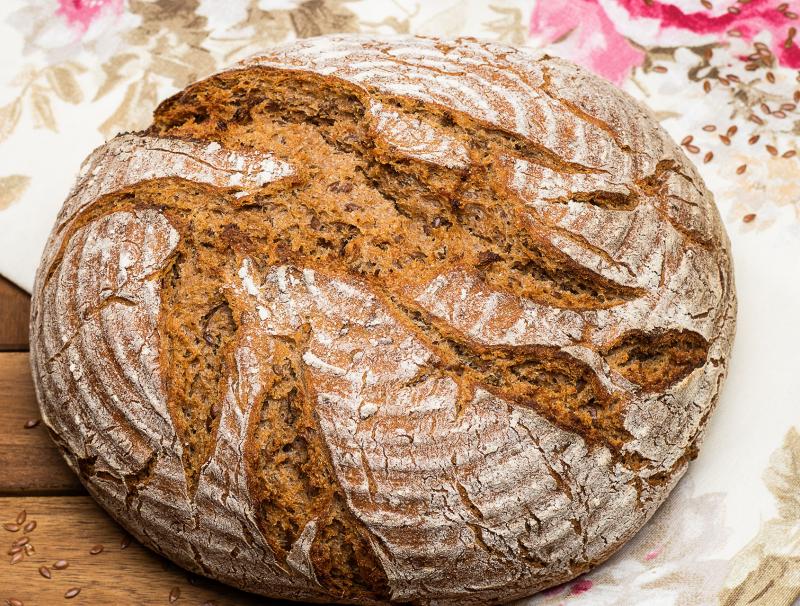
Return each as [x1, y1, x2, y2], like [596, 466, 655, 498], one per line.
[1, 1, 799, 604]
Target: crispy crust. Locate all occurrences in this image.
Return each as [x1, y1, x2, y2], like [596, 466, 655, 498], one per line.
[30, 35, 736, 605]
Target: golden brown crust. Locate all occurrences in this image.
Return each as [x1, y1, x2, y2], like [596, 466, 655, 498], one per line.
[30, 35, 736, 604]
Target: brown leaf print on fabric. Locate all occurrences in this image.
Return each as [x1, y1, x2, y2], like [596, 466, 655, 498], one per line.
[0, 175, 31, 211]
[720, 428, 800, 606]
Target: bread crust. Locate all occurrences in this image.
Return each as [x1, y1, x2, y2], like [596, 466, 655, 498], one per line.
[30, 35, 736, 604]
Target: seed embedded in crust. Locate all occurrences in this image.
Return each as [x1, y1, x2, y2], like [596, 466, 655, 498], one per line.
[89, 544, 104, 555]
[169, 587, 180, 603]
[64, 588, 81, 599]
[53, 559, 68, 570]
[39, 565, 52, 579]
[23, 419, 40, 429]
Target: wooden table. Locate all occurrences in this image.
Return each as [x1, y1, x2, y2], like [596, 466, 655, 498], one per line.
[0, 276, 282, 606]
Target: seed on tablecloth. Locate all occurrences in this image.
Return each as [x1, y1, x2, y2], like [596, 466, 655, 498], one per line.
[703, 80, 712, 93]
[794, 90, 800, 102]
[681, 135, 693, 145]
[736, 164, 748, 175]
[10, 552, 23, 565]
[701, 0, 712, 8]
[778, 2, 789, 12]
[761, 103, 772, 114]
[89, 544, 104, 555]
[743, 213, 757, 223]
[23, 521, 35, 533]
[169, 587, 180, 603]
[767, 72, 776, 83]
[64, 588, 81, 599]
[120, 534, 131, 550]
[749, 135, 760, 145]
[704, 151, 714, 163]
[39, 565, 51, 579]
[727, 125, 738, 136]
[773, 110, 787, 118]
[653, 65, 667, 73]
[15, 512, 25, 526]
[783, 150, 797, 158]
[766, 144, 779, 155]
[781, 103, 797, 111]
[686, 144, 700, 154]
[53, 559, 68, 570]
[23, 419, 40, 429]
[3, 524, 19, 533]
[702, 124, 716, 132]
[719, 135, 732, 145]
[785, 10, 798, 19]
[728, 5, 741, 13]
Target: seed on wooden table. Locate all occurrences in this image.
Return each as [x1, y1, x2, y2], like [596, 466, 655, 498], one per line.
[120, 534, 131, 550]
[10, 552, 23, 565]
[703, 80, 712, 93]
[3, 524, 19, 532]
[39, 565, 51, 579]
[64, 588, 81, 599]
[23, 419, 40, 429]
[15, 512, 25, 526]
[749, 135, 760, 144]
[743, 213, 756, 223]
[766, 144, 779, 155]
[783, 149, 797, 158]
[23, 544, 34, 556]
[702, 124, 717, 132]
[13, 537, 29, 547]
[704, 151, 714, 163]
[7, 546, 21, 555]
[7, 599, 23, 606]
[53, 559, 68, 570]
[89, 544, 104, 555]
[686, 144, 701, 154]
[169, 586, 180, 603]
[22, 521, 35, 533]
[681, 135, 694, 145]
[736, 164, 748, 174]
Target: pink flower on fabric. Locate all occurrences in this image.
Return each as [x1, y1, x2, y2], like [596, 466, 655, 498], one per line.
[530, 0, 800, 83]
[56, 0, 123, 33]
[529, 0, 644, 84]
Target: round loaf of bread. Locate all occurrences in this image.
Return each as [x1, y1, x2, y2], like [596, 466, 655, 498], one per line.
[30, 35, 736, 604]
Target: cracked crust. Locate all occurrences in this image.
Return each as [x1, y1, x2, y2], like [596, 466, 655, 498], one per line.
[29, 35, 736, 605]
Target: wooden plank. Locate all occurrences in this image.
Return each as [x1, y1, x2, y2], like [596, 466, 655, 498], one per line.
[0, 353, 83, 494]
[0, 496, 287, 605]
[0, 276, 30, 351]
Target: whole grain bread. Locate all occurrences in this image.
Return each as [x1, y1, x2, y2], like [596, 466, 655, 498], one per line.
[30, 35, 736, 605]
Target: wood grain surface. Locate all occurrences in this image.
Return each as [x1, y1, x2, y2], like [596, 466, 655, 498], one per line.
[0, 352, 82, 495]
[0, 496, 283, 606]
[0, 276, 30, 351]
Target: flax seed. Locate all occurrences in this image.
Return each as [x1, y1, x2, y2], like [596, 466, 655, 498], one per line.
[702, 125, 717, 132]
[3, 524, 19, 532]
[53, 559, 68, 570]
[64, 588, 81, 599]
[704, 151, 714, 163]
[782, 149, 797, 157]
[89, 544, 104, 555]
[22, 521, 35, 533]
[169, 587, 180, 603]
[749, 134, 760, 144]
[681, 135, 694, 145]
[23, 419, 40, 429]
[39, 565, 51, 579]
[743, 213, 756, 222]
[766, 144, 779, 155]
[737, 164, 748, 175]
[703, 80, 712, 93]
